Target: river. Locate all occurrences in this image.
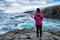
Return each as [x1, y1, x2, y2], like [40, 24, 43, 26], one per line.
[0, 13, 60, 34]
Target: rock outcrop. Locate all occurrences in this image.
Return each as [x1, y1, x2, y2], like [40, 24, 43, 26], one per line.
[0, 28, 60, 40]
[42, 5, 60, 19]
[24, 5, 60, 19]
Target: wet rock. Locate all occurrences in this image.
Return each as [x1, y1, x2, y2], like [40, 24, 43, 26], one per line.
[21, 28, 32, 33]
[29, 33, 36, 38]
[0, 29, 60, 40]
[53, 37, 59, 40]
[26, 36, 31, 39]
[48, 30, 60, 36]
[14, 34, 28, 39]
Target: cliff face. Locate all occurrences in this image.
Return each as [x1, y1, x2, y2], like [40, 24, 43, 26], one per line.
[42, 5, 60, 19]
[24, 5, 60, 19]
[24, 10, 34, 14]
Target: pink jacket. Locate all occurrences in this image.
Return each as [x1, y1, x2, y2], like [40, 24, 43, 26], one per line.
[34, 12, 44, 25]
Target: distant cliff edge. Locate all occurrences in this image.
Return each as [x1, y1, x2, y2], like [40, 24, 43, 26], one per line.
[24, 5, 60, 19]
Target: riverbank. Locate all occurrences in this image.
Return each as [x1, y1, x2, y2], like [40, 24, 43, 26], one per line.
[0, 28, 60, 40]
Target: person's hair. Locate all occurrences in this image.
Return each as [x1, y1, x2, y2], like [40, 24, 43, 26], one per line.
[36, 8, 40, 12]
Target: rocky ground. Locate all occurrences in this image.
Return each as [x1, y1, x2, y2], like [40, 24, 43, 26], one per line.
[0, 28, 60, 40]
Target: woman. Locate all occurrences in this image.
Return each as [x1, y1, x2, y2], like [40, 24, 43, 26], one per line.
[34, 8, 44, 37]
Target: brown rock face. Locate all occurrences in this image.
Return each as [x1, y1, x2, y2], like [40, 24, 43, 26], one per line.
[24, 5, 60, 19]
[42, 5, 60, 19]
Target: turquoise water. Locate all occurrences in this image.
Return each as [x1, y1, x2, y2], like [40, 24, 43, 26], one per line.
[0, 13, 60, 34]
[42, 18, 60, 30]
[17, 18, 60, 30]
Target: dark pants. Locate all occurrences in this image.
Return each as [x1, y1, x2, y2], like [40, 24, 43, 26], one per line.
[36, 25, 42, 37]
